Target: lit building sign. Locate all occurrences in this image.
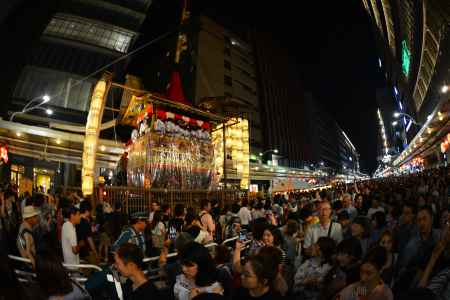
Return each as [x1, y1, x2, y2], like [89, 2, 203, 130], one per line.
[0, 145, 8, 163]
[402, 40, 411, 76]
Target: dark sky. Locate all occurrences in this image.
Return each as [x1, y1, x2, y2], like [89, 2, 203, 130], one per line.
[194, 1, 385, 173]
[135, 1, 386, 173]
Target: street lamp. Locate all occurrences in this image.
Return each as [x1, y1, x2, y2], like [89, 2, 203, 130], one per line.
[259, 149, 279, 156]
[442, 85, 449, 94]
[10, 95, 52, 121]
[392, 121, 398, 126]
[393, 111, 421, 125]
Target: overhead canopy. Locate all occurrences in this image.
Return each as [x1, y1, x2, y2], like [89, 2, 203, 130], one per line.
[0, 119, 124, 168]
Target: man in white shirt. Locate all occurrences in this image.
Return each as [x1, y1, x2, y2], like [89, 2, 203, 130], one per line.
[148, 200, 160, 223]
[304, 201, 343, 256]
[367, 198, 384, 218]
[61, 206, 82, 266]
[342, 193, 358, 221]
[238, 199, 252, 229]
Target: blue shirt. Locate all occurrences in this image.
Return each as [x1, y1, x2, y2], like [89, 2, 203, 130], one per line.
[112, 226, 146, 253]
[398, 229, 441, 274]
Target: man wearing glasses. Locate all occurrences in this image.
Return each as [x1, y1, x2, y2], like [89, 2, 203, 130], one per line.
[303, 201, 343, 256]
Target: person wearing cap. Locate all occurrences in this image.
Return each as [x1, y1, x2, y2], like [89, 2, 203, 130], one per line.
[112, 211, 147, 254]
[17, 205, 40, 267]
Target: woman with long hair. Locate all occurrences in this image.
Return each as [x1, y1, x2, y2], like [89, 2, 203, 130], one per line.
[174, 242, 228, 300]
[150, 210, 166, 254]
[338, 246, 393, 300]
[378, 230, 397, 287]
[234, 248, 283, 299]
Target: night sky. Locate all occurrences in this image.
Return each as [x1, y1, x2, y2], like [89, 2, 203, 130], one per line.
[125, 1, 386, 174]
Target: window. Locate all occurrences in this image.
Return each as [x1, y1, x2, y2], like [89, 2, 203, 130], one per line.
[224, 48, 231, 56]
[224, 60, 231, 70]
[44, 14, 135, 53]
[224, 75, 232, 87]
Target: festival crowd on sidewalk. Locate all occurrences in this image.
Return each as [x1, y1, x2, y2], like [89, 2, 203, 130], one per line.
[1, 166, 450, 300]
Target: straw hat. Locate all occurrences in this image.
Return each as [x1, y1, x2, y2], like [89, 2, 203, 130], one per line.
[23, 206, 40, 219]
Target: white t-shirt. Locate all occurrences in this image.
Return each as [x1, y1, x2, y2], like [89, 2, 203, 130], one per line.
[367, 207, 385, 218]
[303, 221, 343, 248]
[61, 221, 79, 265]
[238, 207, 252, 225]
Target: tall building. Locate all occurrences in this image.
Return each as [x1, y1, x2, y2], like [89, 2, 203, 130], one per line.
[2, 0, 151, 189]
[252, 31, 307, 169]
[361, 0, 450, 169]
[194, 16, 263, 157]
[304, 93, 360, 174]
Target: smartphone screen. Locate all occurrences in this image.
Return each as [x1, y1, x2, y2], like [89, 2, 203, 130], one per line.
[239, 229, 247, 241]
[169, 226, 177, 240]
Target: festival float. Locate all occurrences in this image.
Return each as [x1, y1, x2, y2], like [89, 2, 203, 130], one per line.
[119, 89, 250, 191]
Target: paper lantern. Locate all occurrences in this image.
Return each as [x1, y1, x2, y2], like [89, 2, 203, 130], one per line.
[82, 73, 111, 196]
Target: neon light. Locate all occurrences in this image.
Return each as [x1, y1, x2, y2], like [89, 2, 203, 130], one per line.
[402, 40, 411, 76]
[406, 119, 412, 132]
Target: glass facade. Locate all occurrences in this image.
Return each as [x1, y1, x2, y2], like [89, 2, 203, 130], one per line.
[13, 66, 94, 112]
[44, 14, 135, 53]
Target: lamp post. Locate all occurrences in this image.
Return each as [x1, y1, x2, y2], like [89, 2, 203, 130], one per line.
[259, 149, 278, 165]
[393, 111, 421, 126]
[10, 95, 51, 121]
[259, 148, 278, 156]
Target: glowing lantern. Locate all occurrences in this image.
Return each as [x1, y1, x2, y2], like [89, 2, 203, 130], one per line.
[82, 73, 111, 196]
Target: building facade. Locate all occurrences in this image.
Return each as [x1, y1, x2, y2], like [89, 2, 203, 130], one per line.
[3, 0, 151, 190]
[193, 16, 263, 157]
[361, 0, 450, 170]
[304, 93, 360, 174]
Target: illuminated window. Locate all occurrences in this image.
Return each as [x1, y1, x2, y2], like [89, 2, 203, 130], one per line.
[44, 14, 135, 53]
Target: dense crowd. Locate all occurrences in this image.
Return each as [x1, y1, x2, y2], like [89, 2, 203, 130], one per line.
[1, 166, 450, 300]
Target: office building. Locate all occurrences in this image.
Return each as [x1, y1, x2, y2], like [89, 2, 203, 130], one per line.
[304, 93, 360, 174]
[2, 0, 151, 189]
[361, 0, 450, 169]
[193, 16, 263, 157]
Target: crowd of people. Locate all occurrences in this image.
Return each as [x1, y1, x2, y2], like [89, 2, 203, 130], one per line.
[1, 166, 450, 300]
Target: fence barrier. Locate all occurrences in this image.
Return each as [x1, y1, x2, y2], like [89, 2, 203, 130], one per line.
[9, 237, 250, 286]
[92, 186, 245, 214]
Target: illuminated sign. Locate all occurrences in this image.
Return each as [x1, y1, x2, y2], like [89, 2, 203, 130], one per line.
[0, 145, 8, 163]
[402, 40, 411, 76]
